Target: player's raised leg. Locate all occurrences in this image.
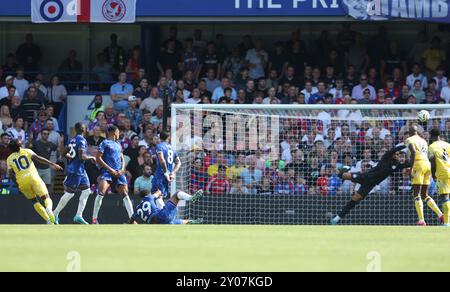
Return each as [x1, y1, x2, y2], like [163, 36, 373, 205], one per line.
[331, 192, 363, 225]
[421, 185, 443, 223]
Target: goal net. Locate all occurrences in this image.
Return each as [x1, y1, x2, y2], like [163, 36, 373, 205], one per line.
[171, 104, 450, 225]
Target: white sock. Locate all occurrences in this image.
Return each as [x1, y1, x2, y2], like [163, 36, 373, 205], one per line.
[54, 192, 75, 217]
[155, 197, 165, 209]
[76, 189, 91, 217]
[176, 191, 192, 201]
[333, 215, 342, 222]
[93, 195, 104, 220]
[123, 196, 134, 218]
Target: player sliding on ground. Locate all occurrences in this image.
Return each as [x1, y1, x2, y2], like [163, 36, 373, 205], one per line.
[7, 139, 63, 224]
[128, 131, 203, 224]
[428, 129, 450, 227]
[53, 123, 96, 224]
[406, 126, 443, 226]
[331, 145, 410, 225]
[92, 125, 134, 224]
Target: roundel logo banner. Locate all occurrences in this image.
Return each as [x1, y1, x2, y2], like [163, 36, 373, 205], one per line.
[39, 0, 64, 22]
[102, 0, 127, 22]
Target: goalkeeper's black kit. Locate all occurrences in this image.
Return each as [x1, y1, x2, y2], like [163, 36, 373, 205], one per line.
[350, 145, 411, 197]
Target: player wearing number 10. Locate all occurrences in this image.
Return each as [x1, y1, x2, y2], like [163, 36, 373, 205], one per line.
[6, 139, 63, 224]
[53, 123, 96, 225]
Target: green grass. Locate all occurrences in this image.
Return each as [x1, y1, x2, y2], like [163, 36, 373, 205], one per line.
[0, 225, 449, 272]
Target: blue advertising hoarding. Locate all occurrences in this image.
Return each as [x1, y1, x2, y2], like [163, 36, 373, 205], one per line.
[2, 0, 450, 23]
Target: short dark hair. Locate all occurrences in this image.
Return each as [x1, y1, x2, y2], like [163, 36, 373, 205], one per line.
[8, 139, 20, 153]
[160, 131, 169, 141]
[75, 122, 84, 133]
[430, 128, 441, 138]
[107, 125, 118, 134]
[1, 133, 9, 139]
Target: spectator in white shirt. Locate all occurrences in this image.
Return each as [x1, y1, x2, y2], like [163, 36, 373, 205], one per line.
[0, 76, 19, 99]
[245, 39, 268, 80]
[263, 87, 279, 104]
[406, 63, 428, 90]
[329, 78, 344, 103]
[13, 67, 29, 101]
[140, 87, 163, 115]
[186, 88, 202, 104]
[6, 116, 26, 141]
[47, 75, 67, 104]
[433, 66, 448, 93]
[351, 74, 376, 100]
[441, 79, 450, 104]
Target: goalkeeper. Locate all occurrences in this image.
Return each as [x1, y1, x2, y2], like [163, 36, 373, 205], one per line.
[331, 145, 411, 225]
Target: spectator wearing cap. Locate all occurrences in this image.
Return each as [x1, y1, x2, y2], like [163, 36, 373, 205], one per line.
[110, 72, 133, 112]
[28, 110, 48, 142]
[0, 76, 19, 99]
[124, 96, 143, 132]
[352, 74, 376, 101]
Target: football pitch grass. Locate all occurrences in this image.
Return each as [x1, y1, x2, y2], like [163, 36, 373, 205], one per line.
[0, 225, 449, 272]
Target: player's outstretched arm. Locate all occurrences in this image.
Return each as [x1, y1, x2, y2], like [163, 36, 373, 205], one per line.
[383, 145, 406, 161]
[31, 154, 63, 171]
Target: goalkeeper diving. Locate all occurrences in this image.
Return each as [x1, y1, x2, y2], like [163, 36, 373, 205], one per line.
[331, 145, 411, 225]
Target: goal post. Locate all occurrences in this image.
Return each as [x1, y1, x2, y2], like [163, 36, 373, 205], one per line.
[171, 103, 450, 225]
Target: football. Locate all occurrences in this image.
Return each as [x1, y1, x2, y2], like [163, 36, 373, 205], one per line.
[417, 110, 430, 123]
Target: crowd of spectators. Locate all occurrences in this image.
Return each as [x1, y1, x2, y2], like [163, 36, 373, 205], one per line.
[0, 24, 449, 196]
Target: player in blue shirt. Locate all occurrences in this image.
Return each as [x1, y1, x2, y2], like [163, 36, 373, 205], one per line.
[53, 123, 95, 224]
[93, 125, 133, 224]
[129, 131, 204, 224]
